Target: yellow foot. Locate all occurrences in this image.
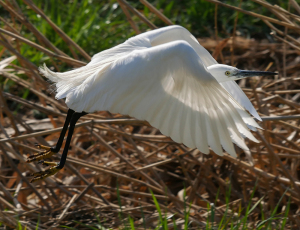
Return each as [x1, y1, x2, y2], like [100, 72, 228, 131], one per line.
[26, 144, 57, 163]
[30, 162, 61, 183]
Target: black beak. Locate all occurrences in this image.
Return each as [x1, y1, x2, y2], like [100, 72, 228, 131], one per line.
[235, 70, 277, 78]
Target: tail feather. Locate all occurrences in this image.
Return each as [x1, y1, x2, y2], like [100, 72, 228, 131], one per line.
[40, 62, 110, 101]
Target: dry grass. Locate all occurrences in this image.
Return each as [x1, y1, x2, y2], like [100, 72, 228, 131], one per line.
[0, 0, 300, 229]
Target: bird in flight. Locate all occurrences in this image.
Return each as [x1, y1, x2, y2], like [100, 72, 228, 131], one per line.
[27, 25, 276, 182]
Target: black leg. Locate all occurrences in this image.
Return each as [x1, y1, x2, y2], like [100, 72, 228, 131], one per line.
[52, 109, 75, 152]
[30, 111, 87, 182]
[57, 111, 87, 169]
[26, 109, 75, 163]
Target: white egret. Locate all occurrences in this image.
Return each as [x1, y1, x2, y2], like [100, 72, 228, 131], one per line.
[27, 25, 276, 182]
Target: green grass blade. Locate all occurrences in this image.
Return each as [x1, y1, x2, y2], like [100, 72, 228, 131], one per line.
[271, 188, 288, 217]
[129, 215, 135, 230]
[281, 196, 290, 230]
[206, 203, 209, 230]
[257, 188, 288, 229]
[173, 217, 178, 230]
[218, 187, 229, 229]
[73, 221, 98, 230]
[35, 214, 40, 230]
[248, 196, 265, 215]
[183, 187, 192, 230]
[59, 226, 77, 229]
[241, 180, 258, 229]
[149, 189, 164, 227]
[210, 203, 215, 228]
[139, 199, 146, 230]
[116, 180, 128, 230]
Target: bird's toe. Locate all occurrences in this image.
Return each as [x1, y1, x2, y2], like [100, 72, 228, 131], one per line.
[26, 146, 57, 163]
[35, 144, 52, 151]
[30, 165, 60, 183]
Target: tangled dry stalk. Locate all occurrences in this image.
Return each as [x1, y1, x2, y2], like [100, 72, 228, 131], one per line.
[0, 0, 300, 229]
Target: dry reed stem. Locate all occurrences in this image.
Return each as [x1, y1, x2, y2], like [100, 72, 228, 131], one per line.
[205, 0, 300, 31]
[139, 0, 173, 25]
[118, 0, 157, 29]
[0, 0, 68, 57]
[290, 0, 300, 14]
[117, 0, 141, 34]
[0, 28, 87, 66]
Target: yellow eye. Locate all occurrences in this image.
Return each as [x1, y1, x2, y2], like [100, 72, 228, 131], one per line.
[225, 71, 230, 76]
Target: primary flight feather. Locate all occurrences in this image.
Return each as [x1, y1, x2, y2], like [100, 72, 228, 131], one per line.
[30, 25, 277, 182]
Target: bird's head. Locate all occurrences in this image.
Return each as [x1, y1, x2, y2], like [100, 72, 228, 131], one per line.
[207, 64, 277, 83]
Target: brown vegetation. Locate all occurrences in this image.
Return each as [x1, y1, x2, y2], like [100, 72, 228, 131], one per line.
[0, 0, 300, 229]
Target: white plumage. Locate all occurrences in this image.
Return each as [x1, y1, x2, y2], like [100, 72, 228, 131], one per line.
[40, 25, 268, 157]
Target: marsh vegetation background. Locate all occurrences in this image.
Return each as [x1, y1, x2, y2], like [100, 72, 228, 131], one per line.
[0, 0, 299, 229]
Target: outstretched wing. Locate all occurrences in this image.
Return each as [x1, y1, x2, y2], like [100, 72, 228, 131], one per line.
[158, 26, 261, 121]
[63, 40, 258, 157]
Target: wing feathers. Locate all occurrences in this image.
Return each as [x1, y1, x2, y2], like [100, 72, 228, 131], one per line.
[209, 91, 238, 157]
[202, 87, 224, 156]
[179, 82, 194, 148]
[45, 39, 259, 158]
[212, 85, 260, 143]
[209, 85, 248, 152]
[220, 81, 261, 121]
